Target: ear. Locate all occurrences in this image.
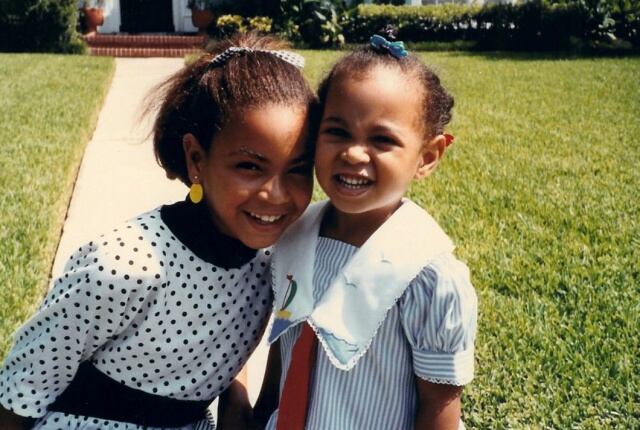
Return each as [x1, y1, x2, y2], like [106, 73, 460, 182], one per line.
[182, 133, 207, 184]
[414, 134, 446, 180]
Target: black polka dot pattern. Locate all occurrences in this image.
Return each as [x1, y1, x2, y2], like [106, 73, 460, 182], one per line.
[0, 208, 273, 429]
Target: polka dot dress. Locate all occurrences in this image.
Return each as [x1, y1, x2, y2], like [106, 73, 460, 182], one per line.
[0, 206, 273, 429]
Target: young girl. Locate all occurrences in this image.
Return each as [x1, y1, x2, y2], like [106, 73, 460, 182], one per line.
[255, 35, 477, 429]
[0, 33, 316, 430]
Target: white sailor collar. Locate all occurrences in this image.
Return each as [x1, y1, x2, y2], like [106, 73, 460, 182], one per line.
[268, 199, 455, 371]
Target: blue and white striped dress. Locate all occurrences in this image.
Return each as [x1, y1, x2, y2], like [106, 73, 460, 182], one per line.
[265, 237, 477, 430]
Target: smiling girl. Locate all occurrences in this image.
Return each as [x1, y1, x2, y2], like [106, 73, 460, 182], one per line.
[255, 34, 478, 430]
[0, 33, 315, 430]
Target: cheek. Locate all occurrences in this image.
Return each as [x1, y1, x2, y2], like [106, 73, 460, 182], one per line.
[205, 173, 254, 204]
[314, 150, 333, 177]
[315, 140, 334, 161]
[288, 176, 314, 205]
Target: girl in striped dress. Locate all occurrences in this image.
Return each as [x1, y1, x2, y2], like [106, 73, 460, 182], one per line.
[255, 34, 478, 430]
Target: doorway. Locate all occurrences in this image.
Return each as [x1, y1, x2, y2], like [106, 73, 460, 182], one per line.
[120, 0, 174, 33]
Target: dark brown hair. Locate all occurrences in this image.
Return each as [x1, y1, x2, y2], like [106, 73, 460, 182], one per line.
[317, 44, 454, 139]
[147, 33, 316, 184]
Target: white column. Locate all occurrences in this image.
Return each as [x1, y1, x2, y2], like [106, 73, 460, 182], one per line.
[173, 0, 198, 33]
[99, 0, 121, 33]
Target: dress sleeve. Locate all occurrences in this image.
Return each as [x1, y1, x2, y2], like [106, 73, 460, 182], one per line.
[399, 253, 478, 386]
[0, 236, 161, 418]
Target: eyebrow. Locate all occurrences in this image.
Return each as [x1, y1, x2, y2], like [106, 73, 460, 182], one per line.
[233, 146, 267, 161]
[323, 117, 403, 138]
[232, 146, 312, 165]
[321, 116, 347, 126]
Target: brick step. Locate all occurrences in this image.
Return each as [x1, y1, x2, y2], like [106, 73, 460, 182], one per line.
[84, 34, 206, 49]
[89, 46, 203, 58]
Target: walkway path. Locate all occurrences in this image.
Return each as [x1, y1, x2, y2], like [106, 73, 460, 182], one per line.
[52, 57, 268, 406]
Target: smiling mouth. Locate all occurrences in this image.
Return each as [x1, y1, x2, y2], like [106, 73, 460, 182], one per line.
[335, 174, 373, 189]
[247, 212, 286, 225]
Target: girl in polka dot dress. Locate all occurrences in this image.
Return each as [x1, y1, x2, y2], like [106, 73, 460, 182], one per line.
[0, 33, 316, 430]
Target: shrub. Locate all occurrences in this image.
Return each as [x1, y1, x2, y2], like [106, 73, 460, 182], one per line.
[343, 1, 638, 50]
[0, 0, 85, 53]
[344, 3, 481, 43]
[247, 16, 273, 33]
[216, 14, 246, 36]
[474, 1, 588, 50]
[272, 0, 345, 47]
[212, 15, 273, 37]
[588, 0, 640, 46]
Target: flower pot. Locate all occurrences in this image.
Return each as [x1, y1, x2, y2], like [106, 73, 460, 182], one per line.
[81, 7, 104, 35]
[191, 8, 214, 34]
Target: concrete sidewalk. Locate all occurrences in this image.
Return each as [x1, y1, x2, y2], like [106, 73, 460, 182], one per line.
[52, 57, 268, 405]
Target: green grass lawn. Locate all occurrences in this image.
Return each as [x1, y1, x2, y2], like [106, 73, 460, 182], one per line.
[303, 51, 640, 428]
[0, 54, 114, 357]
[0, 50, 638, 428]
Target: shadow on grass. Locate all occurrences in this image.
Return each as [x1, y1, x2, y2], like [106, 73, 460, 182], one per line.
[441, 48, 640, 61]
[341, 39, 640, 61]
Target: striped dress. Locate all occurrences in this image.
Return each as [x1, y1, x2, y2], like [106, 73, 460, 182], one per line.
[265, 236, 477, 430]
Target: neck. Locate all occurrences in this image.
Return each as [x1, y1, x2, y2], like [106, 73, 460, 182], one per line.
[319, 202, 402, 247]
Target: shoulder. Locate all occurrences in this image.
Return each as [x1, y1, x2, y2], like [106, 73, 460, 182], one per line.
[58, 208, 167, 287]
[399, 254, 477, 379]
[401, 253, 477, 315]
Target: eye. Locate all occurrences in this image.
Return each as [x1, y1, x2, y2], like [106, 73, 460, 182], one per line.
[321, 127, 350, 139]
[371, 135, 397, 146]
[236, 162, 261, 171]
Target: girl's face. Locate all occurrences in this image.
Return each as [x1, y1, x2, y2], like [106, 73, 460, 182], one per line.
[316, 66, 443, 227]
[184, 104, 313, 249]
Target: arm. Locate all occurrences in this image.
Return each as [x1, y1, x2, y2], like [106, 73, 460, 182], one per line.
[0, 239, 152, 420]
[414, 379, 463, 430]
[252, 341, 282, 427]
[216, 367, 253, 430]
[0, 404, 33, 430]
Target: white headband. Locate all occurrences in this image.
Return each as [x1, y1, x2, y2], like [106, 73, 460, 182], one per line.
[209, 47, 305, 69]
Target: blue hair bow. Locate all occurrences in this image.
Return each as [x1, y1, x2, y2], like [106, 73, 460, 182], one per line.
[370, 35, 408, 59]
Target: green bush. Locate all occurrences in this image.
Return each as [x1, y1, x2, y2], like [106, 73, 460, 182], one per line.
[474, 1, 588, 50]
[216, 14, 246, 36]
[212, 15, 273, 37]
[592, 0, 640, 46]
[343, 1, 638, 50]
[0, 0, 85, 53]
[344, 3, 481, 43]
[272, 0, 345, 48]
[247, 16, 273, 33]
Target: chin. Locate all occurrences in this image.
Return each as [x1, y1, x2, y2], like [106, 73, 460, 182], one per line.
[244, 231, 284, 249]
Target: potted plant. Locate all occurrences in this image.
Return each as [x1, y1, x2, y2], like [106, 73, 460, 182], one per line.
[188, 0, 217, 34]
[79, 0, 106, 35]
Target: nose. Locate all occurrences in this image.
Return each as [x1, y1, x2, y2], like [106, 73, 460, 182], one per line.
[258, 175, 290, 205]
[340, 143, 370, 164]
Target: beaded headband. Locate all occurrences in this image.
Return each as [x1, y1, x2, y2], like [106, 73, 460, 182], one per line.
[209, 46, 305, 69]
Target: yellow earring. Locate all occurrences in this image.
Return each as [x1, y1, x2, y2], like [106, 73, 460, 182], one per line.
[189, 177, 203, 204]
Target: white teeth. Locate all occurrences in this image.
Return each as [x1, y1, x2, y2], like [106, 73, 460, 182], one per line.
[338, 175, 371, 188]
[249, 212, 284, 223]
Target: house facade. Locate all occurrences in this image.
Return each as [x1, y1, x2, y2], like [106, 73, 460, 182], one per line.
[98, 0, 490, 34]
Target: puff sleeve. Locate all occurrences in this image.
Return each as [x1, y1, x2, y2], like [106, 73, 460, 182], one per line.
[0, 234, 162, 418]
[399, 253, 477, 386]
